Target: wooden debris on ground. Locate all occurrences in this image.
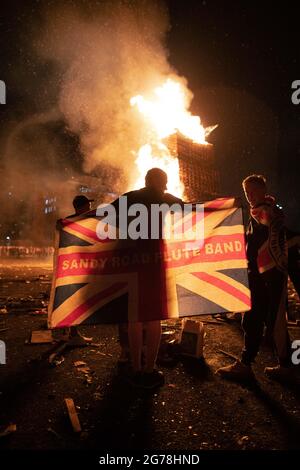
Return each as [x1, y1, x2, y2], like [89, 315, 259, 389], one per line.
[64, 398, 82, 433]
[74, 361, 87, 367]
[30, 330, 53, 344]
[218, 349, 239, 361]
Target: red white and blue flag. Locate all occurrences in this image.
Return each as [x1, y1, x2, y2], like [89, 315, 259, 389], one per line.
[48, 198, 251, 328]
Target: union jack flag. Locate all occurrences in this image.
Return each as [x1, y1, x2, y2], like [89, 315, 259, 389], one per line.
[48, 197, 251, 328]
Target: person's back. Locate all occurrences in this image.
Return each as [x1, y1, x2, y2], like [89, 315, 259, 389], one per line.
[124, 186, 182, 207]
[114, 168, 183, 389]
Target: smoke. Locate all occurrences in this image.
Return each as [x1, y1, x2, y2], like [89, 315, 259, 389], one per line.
[1, 109, 79, 244]
[3, 109, 62, 172]
[1, 0, 178, 245]
[34, 0, 173, 186]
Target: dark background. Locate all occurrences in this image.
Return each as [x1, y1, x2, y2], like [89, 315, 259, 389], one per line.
[166, 0, 300, 229]
[1, 0, 300, 229]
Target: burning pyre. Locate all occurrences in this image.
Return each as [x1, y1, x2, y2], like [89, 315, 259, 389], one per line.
[130, 77, 218, 198]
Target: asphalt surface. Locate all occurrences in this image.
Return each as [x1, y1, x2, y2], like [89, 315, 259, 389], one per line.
[0, 260, 300, 452]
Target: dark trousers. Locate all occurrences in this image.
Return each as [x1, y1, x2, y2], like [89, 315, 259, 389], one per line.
[241, 268, 291, 366]
[118, 323, 129, 353]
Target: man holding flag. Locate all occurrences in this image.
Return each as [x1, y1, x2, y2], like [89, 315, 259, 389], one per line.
[111, 168, 184, 388]
[217, 174, 294, 382]
[49, 168, 251, 388]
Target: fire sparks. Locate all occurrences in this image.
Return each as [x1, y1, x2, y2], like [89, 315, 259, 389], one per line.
[130, 78, 217, 198]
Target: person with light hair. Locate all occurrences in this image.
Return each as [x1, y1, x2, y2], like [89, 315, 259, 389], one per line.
[217, 174, 295, 382]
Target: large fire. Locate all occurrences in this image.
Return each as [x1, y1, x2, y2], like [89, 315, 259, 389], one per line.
[130, 78, 217, 198]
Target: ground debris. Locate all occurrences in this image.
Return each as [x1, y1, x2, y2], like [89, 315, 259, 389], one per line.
[74, 361, 87, 367]
[203, 320, 226, 325]
[65, 398, 82, 433]
[218, 349, 239, 361]
[77, 367, 91, 374]
[85, 376, 93, 385]
[237, 435, 250, 446]
[50, 355, 65, 367]
[47, 427, 62, 440]
[30, 330, 53, 344]
[96, 351, 111, 356]
[31, 309, 48, 315]
[0, 423, 17, 438]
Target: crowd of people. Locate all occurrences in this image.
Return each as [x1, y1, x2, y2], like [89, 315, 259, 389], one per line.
[3, 169, 298, 388]
[57, 169, 300, 389]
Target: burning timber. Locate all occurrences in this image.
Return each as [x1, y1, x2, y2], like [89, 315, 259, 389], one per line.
[165, 132, 220, 202]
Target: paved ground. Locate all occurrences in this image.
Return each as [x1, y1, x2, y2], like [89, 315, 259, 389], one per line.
[0, 260, 300, 451]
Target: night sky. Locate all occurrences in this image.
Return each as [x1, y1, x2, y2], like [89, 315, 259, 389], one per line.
[1, 0, 300, 229]
[166, 0, 300, 229]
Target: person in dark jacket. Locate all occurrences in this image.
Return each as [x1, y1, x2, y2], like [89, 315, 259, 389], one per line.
[113, 168, 183, 389]
[59, 195, 94, 346]
[217, 174, 295, 383]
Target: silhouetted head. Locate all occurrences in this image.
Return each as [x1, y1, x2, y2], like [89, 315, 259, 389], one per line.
[72, 195, 94, 214]
[242, 174, 267, 207]
[145, 168, 168, 193]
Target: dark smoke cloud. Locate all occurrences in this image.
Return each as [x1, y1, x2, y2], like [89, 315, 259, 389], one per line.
[34, 0, 173, 186]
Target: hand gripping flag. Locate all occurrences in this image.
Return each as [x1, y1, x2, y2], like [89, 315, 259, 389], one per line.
[48, 197, 251, 328]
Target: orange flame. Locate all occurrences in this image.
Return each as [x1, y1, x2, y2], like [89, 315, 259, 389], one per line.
[130, 77, 217, 197]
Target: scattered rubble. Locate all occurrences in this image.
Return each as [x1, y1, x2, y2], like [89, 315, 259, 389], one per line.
[237, 435, 250, 446]
[74, 361, 87, 368]
[0, 266, 299, 451]
[218, 349, 239, 361]
[65, 398, 82, 433]
[77, 367, 91, 374]
[31, 309, 48, 315]
[47, 427, 62, 440]
[30, 330, 53, 344]
[50, 356, 65, 367]
[0, 423, 17, 438]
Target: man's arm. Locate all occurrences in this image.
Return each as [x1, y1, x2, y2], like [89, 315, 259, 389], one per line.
[253, 198, 288, 272]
